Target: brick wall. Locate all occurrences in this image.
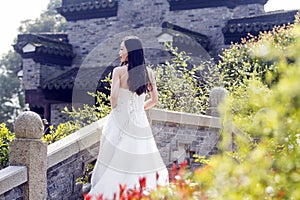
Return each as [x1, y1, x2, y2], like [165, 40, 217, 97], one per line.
[65, 0, 265, 67]
[47, 144, 98, 199]
[0, 185, 24, 200]
[22, 59, 40, 90]
[152, 121, 220, 168]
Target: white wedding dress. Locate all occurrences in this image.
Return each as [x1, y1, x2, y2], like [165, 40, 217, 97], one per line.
[89, 88, 169, 199]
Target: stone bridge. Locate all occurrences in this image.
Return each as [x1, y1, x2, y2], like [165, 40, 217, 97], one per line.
[0, 87, 247, 199]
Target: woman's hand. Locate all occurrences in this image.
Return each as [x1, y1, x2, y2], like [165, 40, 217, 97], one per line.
[144, 68, 159, 110]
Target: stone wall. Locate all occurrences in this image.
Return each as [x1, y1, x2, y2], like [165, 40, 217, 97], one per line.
[47, 144, 99, 199]
[0, 185, 24, 200]
[165, 4, 264, 57]
[65, 0, 265, 68]
[150, 108, 221, 167]
[22, 59, 40, 90]
[0, 166, 27, 200]
[153, 121, 220, 166]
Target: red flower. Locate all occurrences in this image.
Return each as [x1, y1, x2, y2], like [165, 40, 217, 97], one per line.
[95, 194, 103, 200]
[119, 184, 127, 198]
[278, 189, 285, 199]
[180, 160, 188, 170]
[139, 176, 147, 189]
[84, 193, 104, 200]
[83, 193, 92, 200]
[156, 172, 160, 187]
[169, 163, 178, 181]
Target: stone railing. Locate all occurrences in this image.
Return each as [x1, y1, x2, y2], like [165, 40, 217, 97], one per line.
[0, 87, 241, 199]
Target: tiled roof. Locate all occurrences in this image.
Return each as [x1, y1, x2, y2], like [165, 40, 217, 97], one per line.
[42, 66, 113, 91]
[43, 67, 78, 90]
[161, 21, 210, 51]
[14, 33, 75, 66]
[223, 10, 298, 44]
[168, 0, 268, 11]
[57, 0, 118, 21]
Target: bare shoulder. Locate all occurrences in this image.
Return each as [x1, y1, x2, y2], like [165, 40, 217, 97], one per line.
[113, 66, 123, 72]
[113, 66, 126, 75]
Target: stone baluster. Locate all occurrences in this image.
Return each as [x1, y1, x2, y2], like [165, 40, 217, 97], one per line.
[9, 111, 47, 200]
[206, 87, 228, 117]
[206, 87, 233, 151]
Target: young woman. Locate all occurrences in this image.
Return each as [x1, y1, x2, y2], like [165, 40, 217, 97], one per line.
[88, 36, 169, 199]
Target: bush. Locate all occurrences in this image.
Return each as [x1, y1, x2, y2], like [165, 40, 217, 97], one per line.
[218, 22, 296, 100]
[148, 14, 300, 200]
[0, 123, 14, 169]
[155, 43, 219, 114]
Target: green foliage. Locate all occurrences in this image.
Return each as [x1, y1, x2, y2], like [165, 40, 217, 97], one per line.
[149, 14, 300, 200]
[218, 23, 295, 94]
[63, 92, 111, 128]
[154, 43, 219, 114]
[0, 51, 24, 129]
[0, 123, 15, 169]
[42, 122, 79, 145]
[76, 163, 94, 184]
[0, 0, 65, 127]
[193, 154, 210, 165]
[207, 18, 300, 200]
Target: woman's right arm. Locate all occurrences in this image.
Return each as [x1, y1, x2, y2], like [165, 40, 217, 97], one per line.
[144, 68, 159, 110]
[110, 67, 121, 108]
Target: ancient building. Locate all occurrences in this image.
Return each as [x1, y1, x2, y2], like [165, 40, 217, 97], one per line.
[14, 0, 297, 125]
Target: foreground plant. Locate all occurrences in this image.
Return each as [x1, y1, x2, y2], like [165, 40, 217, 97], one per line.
[0, 123, 15, 169]
[83, 173, 159, 200]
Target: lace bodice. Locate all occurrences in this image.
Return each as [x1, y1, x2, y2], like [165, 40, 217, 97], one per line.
[111, 88, 150, 135]
[115, 88, 146, 113]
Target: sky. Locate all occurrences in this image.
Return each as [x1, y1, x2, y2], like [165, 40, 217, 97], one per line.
[0, 0, 300, 57]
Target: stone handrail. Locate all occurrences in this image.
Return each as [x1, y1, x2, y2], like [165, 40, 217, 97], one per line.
[47, 109, 222, 169]
[47, 117, 106, 169]
[149, 108, 221, 128]
[0, 166, 27, 195]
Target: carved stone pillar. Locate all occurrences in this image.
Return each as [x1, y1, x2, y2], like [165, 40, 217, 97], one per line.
[9, 111, 47, 200]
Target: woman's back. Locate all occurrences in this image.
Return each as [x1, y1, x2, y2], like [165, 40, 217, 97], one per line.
[118, 66, 130, 89]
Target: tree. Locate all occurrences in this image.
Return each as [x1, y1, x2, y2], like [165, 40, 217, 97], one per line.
[0, 0, 66, 128]
[18, 0, 66, 33]
[0, 51, 23, 129]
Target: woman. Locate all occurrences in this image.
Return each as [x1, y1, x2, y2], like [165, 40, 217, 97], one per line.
[88, 36, 169, 199]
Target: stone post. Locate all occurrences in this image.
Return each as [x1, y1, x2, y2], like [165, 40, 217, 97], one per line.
[206, 87, 233, 151]
[9, 111, 47, 200]
[206, 87, 228, 117]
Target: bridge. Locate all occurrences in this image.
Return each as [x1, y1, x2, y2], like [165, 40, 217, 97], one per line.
[0, 87, 245, 199]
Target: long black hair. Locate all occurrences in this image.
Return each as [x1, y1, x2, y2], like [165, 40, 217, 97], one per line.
[122, 36, 151, 95]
